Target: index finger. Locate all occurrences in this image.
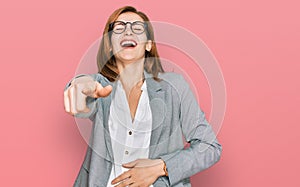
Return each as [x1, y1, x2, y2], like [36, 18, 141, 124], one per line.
[90, 84, 112, 98]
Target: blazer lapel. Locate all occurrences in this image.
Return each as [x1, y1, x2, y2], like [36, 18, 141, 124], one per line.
[145, 73, 166, 158]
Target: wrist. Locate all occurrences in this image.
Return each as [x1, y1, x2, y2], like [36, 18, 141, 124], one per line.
[156, 159, 168, 177]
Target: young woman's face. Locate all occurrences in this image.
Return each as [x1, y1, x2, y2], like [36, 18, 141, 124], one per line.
[110, 12, 152, 65]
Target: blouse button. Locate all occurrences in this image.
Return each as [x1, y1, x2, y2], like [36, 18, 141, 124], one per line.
[125, 150, 129, 155]
[129, 131, 132, 135]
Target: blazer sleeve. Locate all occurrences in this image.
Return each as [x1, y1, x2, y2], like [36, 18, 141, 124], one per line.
[64, 74, 101, 120]
[159, 75, 222, 186]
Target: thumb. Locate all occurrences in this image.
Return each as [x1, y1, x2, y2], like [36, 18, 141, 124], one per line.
[122, 160, 138, 168]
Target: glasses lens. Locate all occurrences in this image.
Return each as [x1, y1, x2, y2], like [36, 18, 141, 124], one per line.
[113, 22, 125, 34]
[132, 22, 145, 34]
[112, 21, 146, 34]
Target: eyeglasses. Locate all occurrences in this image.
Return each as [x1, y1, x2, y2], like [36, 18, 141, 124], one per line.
[109, 21, 147, 35]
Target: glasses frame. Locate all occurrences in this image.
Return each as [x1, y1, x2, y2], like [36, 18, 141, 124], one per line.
[109, 21, 147, 35]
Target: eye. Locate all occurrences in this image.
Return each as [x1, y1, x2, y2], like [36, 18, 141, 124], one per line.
[132, 23, 145, 33]
[113, 24, 125, 31]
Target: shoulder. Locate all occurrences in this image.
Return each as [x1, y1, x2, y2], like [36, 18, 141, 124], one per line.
[158, 72, 189, 95]
[158, 72, 185, 83]
[90, 73, 112, 86]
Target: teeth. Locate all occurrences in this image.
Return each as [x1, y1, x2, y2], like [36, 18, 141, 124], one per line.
[121, 40, 137, 47]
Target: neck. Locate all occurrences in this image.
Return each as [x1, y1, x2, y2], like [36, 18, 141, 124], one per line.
[117, 58, 145, 94]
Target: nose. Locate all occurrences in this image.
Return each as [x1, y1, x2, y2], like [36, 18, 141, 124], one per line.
[124, 23, 133, 35]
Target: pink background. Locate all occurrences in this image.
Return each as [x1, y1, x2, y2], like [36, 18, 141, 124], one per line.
[1, 0, 299, 186]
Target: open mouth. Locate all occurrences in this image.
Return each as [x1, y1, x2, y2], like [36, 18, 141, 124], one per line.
[120, 39, 137, 48]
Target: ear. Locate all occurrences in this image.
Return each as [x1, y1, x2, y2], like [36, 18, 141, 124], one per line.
[145, 40, 152, 52]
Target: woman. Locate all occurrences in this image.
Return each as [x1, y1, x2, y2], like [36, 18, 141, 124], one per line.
[64, 6, 222, 187]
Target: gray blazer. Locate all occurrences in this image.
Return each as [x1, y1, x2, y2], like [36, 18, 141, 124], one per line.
[67, 71, 222, 187]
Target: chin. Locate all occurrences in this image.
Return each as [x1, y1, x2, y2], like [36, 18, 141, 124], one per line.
[118, 54, 143, 63]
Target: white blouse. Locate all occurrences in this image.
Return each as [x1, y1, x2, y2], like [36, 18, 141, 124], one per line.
[106, 80, 153, 187]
